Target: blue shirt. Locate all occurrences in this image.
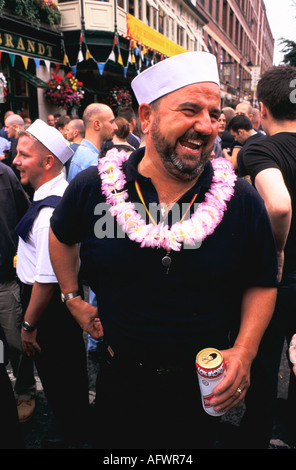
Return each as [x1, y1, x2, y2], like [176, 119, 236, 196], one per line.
[67, 139, 99, 182]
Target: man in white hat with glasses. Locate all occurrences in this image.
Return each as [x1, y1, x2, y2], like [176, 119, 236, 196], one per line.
[49, 52, 278, 449]
[13, 120, 90, 448]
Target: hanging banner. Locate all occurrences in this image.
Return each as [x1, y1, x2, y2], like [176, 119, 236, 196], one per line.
[251, 65, 261, 92]
[126, 13, 186, 57]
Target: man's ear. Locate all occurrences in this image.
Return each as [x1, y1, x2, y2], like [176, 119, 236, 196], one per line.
[138, 103, 152, 134]
[93, 119, 101, 131]
[44, 154, 55, 170]
[259, 101, 268, 119]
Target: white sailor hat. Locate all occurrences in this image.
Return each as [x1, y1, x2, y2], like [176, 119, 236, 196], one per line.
[26, 119, 73, 164]
[131, 51, 220, 105]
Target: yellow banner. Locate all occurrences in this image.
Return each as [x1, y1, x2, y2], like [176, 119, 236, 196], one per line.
[126, 14, 187, 57]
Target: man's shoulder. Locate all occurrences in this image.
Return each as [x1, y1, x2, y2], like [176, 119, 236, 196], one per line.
[68, 165, 99, 187]
[73, 140, 99, 158]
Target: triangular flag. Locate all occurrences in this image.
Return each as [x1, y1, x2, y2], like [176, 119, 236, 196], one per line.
[113, 34, 117, 46]
[79, 32, 84, 44]
[97, 62, 105, 75]
[63, 53, 69, 66]
[44, 60, 51, 72]
[9, 54, 16, 66]
[22, 56, 29, 69]
[0, 51, 2, 62]
[85, 48, 92, 60]
[118, 53, 123, 66]
[34, 58, 40, 70]
[131, 53, 136, 64]
[77, 48, 84, 63]
[142, 45, 146, 55]
[71, 66, 77, 76]
[123, 66, 128, 78]
[108, 50, 116, 62]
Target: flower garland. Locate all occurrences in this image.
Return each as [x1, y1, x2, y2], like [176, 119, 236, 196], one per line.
[44, 72, 84, 109]
[98, 149, 237, 251]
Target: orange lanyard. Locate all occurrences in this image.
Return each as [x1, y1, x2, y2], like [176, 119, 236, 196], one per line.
[134, 181, 198, 226]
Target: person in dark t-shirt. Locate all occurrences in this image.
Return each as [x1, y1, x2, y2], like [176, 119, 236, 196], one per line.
[239, 64, 296, 448]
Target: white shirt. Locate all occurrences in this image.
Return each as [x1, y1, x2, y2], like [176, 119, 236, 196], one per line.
[17, 173, 68, 285]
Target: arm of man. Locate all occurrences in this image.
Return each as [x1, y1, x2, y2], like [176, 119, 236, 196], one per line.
[48, 227, 103, 339]
[223, 146, 240, 170]
[254, 168, 292, 282]
[21, 281, 55, 356]
[210, 285, 277, 412]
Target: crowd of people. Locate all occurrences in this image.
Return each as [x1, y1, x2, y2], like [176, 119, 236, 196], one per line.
[0, 50, 296, 450]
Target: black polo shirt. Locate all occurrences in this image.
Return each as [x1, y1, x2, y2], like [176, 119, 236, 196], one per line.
[50, 148, 278, 363]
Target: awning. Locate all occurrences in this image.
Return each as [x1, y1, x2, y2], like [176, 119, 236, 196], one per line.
[14, 69, 50, 88]
[83, 86, 107, 96]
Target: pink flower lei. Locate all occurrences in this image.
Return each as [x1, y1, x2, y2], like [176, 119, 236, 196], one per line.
[98, 149, 237, 251]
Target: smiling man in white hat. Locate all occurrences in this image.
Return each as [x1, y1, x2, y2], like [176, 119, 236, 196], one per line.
[13, 120, 90, 448]
[49, 52, 278, 449]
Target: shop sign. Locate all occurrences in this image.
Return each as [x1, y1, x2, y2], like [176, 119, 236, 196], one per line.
[0, 30, 56, 61]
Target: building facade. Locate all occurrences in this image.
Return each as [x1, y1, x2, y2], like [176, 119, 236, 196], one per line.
[196, 0, 274, 105]
[0, 0, 275, 121]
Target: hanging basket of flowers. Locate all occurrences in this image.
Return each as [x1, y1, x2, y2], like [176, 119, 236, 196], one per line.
[105, 85, 132, 112]
[0, 0, 61, 27]
[43, 72, 84, 110]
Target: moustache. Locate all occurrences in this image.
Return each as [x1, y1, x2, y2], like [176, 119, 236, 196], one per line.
[180, 130, 210, 145]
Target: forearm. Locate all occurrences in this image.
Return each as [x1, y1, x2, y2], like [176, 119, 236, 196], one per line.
[48, 227, 80, 294]
[24, 281, 55, 327]
[234, 286, 277, 361]
[267, 209, 291, 254]
[211, 286, 277, 411]
[48, 227, 102, 338]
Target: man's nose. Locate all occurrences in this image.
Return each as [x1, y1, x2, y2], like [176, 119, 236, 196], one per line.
[193, 111, 212, 135]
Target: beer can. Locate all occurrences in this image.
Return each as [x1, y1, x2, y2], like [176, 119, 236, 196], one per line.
[196, 348, 226, 417]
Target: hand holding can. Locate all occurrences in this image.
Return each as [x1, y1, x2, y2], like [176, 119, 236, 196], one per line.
[196, 348, 226, 417]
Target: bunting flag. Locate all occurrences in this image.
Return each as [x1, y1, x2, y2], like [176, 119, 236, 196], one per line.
[77, 47, 84, 63]
[97, 62, 106, 75]
[118, 52, 123, 66]
[108, 49, 116, 62]
[22, 56, 29, 69]
[85, 48, 92, 61]
[63, 53, 70, 66]
[9, 54, 16, 66]
[0, 51, 2, 62]
[71, 65, 77, 76]
[44, 60, 51, 73]
[34, 58, 40, 70]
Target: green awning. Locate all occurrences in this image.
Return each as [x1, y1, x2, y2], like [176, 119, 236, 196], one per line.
[83, 86, 107, 96]
[14, 69, 50, 88]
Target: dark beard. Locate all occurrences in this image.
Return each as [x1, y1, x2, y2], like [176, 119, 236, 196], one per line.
[150, 117, 212, 182]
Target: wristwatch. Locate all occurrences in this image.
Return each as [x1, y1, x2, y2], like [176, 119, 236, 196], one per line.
[61, 291, 80, 303]
[22, 320, 36, 332]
